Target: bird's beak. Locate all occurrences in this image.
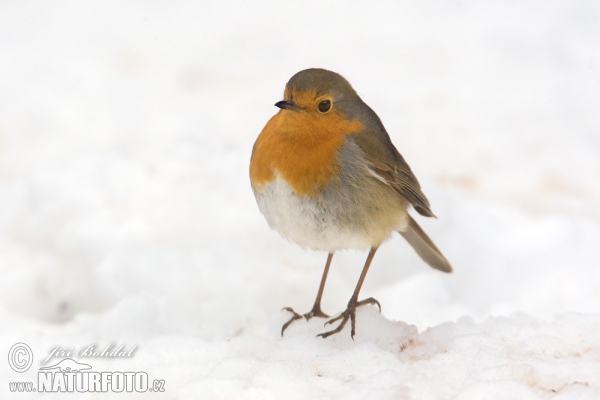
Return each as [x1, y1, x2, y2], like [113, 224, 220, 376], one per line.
[275, 99, 301, 111]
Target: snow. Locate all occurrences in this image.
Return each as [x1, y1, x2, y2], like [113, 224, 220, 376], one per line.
[1, 1, 599, 398]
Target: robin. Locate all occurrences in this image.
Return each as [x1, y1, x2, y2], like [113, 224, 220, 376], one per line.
[249, 68, 452, 339]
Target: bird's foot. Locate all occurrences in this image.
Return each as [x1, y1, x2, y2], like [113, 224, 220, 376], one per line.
[281, 305, 330, 336]
[317, 297, 381, 339]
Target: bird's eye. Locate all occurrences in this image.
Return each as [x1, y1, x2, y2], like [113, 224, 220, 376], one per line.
[318, 100, 331, 113]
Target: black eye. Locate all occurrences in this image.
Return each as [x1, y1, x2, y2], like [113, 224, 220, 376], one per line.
[318, 100, 331, 113]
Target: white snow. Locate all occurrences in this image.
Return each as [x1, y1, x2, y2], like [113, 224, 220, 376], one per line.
[1, 1, 599, 398]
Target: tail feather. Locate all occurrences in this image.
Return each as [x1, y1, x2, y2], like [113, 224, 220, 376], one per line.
[399, 215, 452, 273]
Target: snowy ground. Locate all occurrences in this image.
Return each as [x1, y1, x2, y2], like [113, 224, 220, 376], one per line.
[1, 1, 600, 398]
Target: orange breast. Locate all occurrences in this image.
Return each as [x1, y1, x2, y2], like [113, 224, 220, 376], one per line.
[250, 109, 364, 197]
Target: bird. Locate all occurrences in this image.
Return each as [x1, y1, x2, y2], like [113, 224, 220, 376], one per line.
[249, 68, 452, 339]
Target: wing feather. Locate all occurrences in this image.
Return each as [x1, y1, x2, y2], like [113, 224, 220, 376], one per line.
[351, 131, 435, 218]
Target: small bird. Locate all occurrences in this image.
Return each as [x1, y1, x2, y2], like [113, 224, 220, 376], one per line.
[250, 68, 452, 339]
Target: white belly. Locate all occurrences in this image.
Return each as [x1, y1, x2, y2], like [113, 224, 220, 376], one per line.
[253, 177, 373, 250]
[253, 174, 408, 251]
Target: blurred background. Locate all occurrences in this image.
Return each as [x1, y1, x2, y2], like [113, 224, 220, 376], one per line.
[0, 0, 599, 344]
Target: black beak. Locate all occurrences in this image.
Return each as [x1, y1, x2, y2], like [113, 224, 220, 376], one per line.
[275, 99, 301, 111]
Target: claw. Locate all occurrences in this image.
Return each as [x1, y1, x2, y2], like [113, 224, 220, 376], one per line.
[317, 297, 381, 339]
[323, 312, 344, 326]
[307, 308, 329, 319]
[318, 311, 352, 339]
[356, 297, 381, 312]
[280, 305, 330, 336]
[281, 308, 302, 336]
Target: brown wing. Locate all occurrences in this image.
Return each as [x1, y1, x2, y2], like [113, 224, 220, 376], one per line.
[351, 129, 435, 218]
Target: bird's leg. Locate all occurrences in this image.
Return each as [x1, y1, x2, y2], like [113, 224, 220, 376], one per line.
[281, 252, 334, 336]
[318, 247, 381, 339]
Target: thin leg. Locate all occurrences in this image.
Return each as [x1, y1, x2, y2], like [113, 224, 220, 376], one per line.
[281, 252, 334, 336]
[318, 247, 381, 339]
[310, 252, 333, 317]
